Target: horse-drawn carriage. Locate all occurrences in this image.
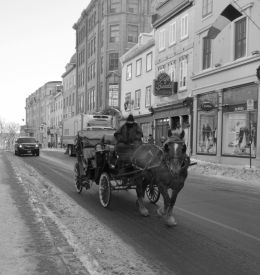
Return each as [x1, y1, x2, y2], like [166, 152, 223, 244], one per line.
[74, 127, 193, 226]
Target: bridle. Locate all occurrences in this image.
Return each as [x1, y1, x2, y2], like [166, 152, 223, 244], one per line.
[162, 139, 189, 177]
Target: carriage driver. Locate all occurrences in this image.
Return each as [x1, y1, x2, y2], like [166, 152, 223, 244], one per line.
[114, 114, 143, 165]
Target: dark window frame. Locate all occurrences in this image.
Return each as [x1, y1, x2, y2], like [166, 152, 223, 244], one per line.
[234, 17, 247, 60]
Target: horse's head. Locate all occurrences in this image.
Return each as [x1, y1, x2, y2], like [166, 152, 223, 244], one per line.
[163, 132, 189, 176]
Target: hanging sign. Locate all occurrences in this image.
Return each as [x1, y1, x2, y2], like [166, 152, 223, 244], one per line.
[154, 73, 174, 96]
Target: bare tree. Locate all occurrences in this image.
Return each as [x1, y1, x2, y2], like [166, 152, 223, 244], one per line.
[0, 118, 19, 150]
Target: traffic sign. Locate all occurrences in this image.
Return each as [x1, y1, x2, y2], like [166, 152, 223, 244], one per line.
[247, 99, 254, 111]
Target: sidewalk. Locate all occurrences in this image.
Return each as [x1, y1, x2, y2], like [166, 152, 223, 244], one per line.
[190, 157, 260, 185]
[0, 151, 89, 275]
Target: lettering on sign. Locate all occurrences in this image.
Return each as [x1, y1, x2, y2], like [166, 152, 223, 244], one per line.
[154, 73, 174, 97]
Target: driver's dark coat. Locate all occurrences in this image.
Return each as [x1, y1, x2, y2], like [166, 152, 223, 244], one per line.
[114, 122, 143, 145]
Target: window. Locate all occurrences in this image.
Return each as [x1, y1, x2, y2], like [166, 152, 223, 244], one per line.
[110, 0, 120, 13]
[197, 92, 218, 155]
[169, 22, 176, 45]
[100, 29, 104, 48]
[127, 0, 138, 13]
[136, 59, 142, 76]
[88, 88, 95, 110]
[108, 84, 119, 107]
[222, 84, 257, 156]
[235, 17, 246, 60]
[202, 36, 211, 70]
[126, 64, 132, 80]
[158, 65, 165, 73]
[179, 57, 188, 89]
[202, 0, 213, 18]
[125, 93, 131, 111]
[134, 90, 141, 109]
[145, 86, 151, 107]
[109, 53, 119, 70]
[110, 25, 119, 43]
[128, 25, 138, 43]
[146, 52, 152, 71]
[181, 14, 188, 39]
[159, 29, 165, 51]
[168, 62, 175, 81]
[100, 56, 104, 74]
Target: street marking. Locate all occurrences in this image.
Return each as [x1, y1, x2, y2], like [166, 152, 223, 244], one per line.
[176, 206, 260, 242]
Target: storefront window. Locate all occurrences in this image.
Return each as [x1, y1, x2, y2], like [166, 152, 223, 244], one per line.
[222, 111, 257, 156]
[197, 92, 218, 155]
[222, 84, 258, 157]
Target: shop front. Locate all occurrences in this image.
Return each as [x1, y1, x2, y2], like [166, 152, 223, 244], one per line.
[195, 83, 258, 164]
[221, 84, 258, 158]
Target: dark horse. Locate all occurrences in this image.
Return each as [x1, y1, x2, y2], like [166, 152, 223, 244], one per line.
[132, 132, 190, 226]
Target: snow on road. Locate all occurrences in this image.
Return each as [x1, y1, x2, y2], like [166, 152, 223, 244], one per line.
[7, 153, 158, 275]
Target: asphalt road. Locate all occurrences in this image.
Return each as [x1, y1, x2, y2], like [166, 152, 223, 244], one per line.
[20, 150, 260, 275]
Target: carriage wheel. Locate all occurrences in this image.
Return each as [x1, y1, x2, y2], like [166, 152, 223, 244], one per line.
[74, 163, 83, 194]
[146, 184, 160, 204]
[99, 173, 111, 208]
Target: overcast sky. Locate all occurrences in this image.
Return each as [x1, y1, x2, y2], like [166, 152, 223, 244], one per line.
[0, 0, 90, 125]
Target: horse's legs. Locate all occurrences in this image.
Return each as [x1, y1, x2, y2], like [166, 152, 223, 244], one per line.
[157, 184, 170, 217]
[136, 179, 149, 217]
[165, 183, 184, 227]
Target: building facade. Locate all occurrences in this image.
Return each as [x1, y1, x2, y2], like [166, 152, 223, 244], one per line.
[73, 0, 155, 117]
[120, 32, 156, 142]
[192, 0, 260, 166]
[25, 81, 62, 147]
[152, 0, 194, 149]
[62, 53, 77, 120]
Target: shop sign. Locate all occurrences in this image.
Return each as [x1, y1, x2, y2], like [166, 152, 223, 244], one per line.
[154, 73, 174, 97]
[200, 101, 215, 112]
[247, 99, 254, 111]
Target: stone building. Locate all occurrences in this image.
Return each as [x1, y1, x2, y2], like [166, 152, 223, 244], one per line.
[25, 81, 62, 147]
[72, 0, 155, 116]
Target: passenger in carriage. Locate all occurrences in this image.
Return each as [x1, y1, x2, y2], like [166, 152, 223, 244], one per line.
[114, 114, 143, 165]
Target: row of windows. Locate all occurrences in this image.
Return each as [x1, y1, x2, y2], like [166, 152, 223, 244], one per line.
[77, 25, 86, 46]
[202, 17, 247, 70]
[125, 86, 152, 110]
[109, 0, 139, 14]
[63, 93, 75, 109]
[78, 48, 85, 67]
[88, 36, 96, 58]
[88, 63, 96, 81]
[126, 52, 152, 80]
[78, 69, 85, 87]
[63, 74, 76, 91]
[109, 24, 139, 44]
[159, 14, 188, 51]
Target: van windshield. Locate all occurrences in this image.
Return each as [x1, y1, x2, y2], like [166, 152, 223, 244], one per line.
[17, 138, 37, 143]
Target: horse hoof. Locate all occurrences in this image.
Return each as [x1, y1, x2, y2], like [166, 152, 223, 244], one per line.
[157, 207, 165, 216]
[165, 216, 177, 227]
[139, 207, 149, 217]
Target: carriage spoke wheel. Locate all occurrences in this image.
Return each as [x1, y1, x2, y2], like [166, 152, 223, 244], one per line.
[146, 184, 160, 204]
[74, 163, 83, 194]
[99, 173, 111, 208]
